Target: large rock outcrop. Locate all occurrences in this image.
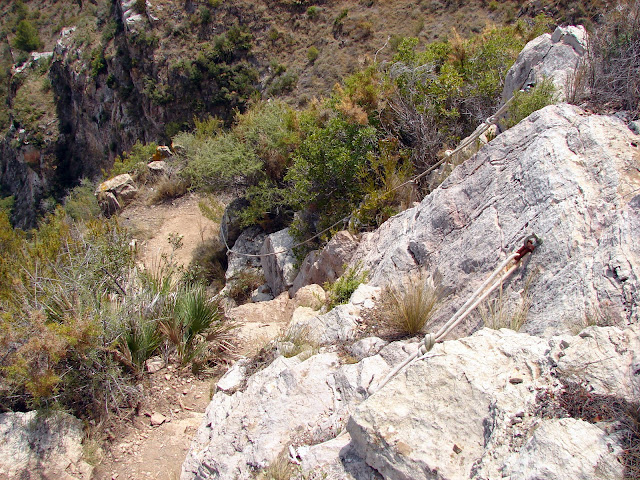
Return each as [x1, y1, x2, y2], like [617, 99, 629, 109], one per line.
[0, 411, 92, 479]
[351, 104, 640, 336]
[348, 326, 638, 480]
[502, 25, 587, 102]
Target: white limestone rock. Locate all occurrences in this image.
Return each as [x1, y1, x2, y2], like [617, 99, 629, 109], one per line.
[351, 104, 640, 337]
[261, 228, 298, 296]
[502, 25, 587, 102]
[347, 327, 637, 480]
[0, 411, 92, 480]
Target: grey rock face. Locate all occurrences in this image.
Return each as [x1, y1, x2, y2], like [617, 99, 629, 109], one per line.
[219, 198, 252, 250]
[226, 226, 266, 281]
[291, 230, 360, 296]
[502, 25, 586, 102]
[0, 411, 92, 479]
[181, 336, 424, 479]
[351, 104, 640, 336]
[260, 228, 299, 296]
[348, 326, 636, 480]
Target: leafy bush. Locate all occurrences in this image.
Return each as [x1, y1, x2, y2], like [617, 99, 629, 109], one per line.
[325, 264, 368, 309]
[63, 179, 102, 222]
[107, 141, 158, 179]
[386, 25, 534, 184]
[381, 272, 441, 336]
[307, 46, 319, 63]
[504, 77, 556, 129]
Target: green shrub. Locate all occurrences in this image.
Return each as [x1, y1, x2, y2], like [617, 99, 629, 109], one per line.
[306, 6, 319, 19]
[107, 141, 158, 178]
[307, 46, 319, 63]
[13, 20, 41, 52]
[325, 264, 368, 309]
[504, 77, 556, 129]
[90, 47, 107, 78]
[63, 179, 101, 222]
[181, 130, 261, 190]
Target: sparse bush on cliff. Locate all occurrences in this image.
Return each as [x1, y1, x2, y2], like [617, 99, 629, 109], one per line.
[504, 77, 557, 128]
[107, 141, 158, 179]
[325, 264, 368, 309]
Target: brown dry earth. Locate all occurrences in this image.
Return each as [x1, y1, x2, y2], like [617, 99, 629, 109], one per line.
[92, 194, 283, 480]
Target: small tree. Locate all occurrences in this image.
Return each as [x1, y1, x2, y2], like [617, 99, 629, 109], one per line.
[13, 20, 41, 52]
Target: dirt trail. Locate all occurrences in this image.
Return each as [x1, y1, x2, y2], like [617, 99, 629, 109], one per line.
[120, 194, 218, 269]
[92, 193, 289, 479]
[93, 195, 219, 480]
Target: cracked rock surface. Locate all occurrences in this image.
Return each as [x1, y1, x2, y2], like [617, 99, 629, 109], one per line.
[351, 104, 640, 336]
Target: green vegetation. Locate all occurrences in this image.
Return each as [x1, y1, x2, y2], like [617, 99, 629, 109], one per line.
[504, 77, 556, 128]
[0, 205, 235, 418]
[107, 140, 158, 179]
[13, 19, 41, 52]
[382, 273, 441, 335]
[307, 46, 319, 63]
[325, 264, 368, 309]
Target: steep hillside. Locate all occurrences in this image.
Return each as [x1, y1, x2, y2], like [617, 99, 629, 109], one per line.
[0, 0, 608, 227]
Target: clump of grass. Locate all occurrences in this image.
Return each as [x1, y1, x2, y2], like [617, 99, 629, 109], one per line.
[160, 286, 236, 369]
[150, 175, 189, 203]
[325, 264, 368, 309]
[381, 272, 441, 336]
[257, 449, 297, 480]
[227, 269, 265, 304]
[479, 276, 533, 331]
[276, 324, 317, 360]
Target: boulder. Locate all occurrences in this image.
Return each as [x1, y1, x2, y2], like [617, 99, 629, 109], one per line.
[348, 326, 636, 480]
[95, 173, 138, 214]
[227, 291, 295, 326]
[351, 104, 640, 336]
[502, 25, 587, 102]
[216, 358, 249, 394]
[219, 197, 251, 250]
[226, 226, 266, 280]
[293, 283, 326, 310]
[251, 284, 274, 303]
[260, 228, 298, 296]
[151, 145, 173, 162]
[181, 338, 417, 480]
[0, 411, 93, 479]
[290, 230, 360, 296]
[147, 160, 167, 177]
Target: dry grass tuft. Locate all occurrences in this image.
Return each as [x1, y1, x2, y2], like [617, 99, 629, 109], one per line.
[479, 275, 533, 332]
[150, 175, 190, 204]
[381, 272, 441, 336]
